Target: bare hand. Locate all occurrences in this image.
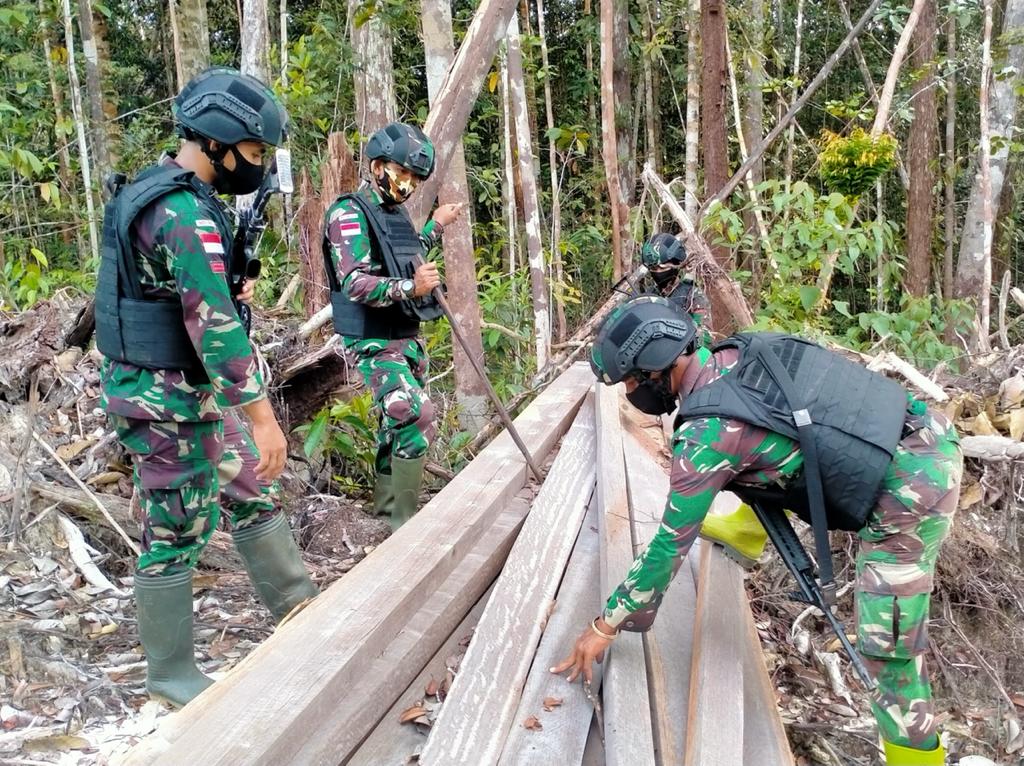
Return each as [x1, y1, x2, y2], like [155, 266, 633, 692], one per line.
[432, 202, 465, 228]
[413, 261, 441, 298]
[237, 278, 256, 303]
[550, 619, 616, 684]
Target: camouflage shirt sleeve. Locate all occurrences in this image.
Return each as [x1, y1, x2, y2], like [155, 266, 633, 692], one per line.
[326, 197, 442, 308]
[148, 190, 266, 408]
[603, 417, 803, 631]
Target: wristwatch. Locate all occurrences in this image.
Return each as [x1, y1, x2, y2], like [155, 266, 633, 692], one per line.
[400, 278, 415, 298]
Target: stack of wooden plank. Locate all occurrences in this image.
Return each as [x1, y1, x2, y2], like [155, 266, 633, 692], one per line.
[117, 369, 794, 766]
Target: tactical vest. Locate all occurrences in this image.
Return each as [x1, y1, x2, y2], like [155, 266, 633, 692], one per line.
[324, 191, 443, 340]
[95, 164, 234, 377]
[677, 333, 909, 531]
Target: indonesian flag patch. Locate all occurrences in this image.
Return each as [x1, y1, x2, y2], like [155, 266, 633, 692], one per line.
[197, 221, 226, 273]
[337, 211, 362, 238]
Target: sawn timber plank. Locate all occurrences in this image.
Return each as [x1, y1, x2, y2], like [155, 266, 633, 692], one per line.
[623, 432, 697, 766]
[419, 396, 597, 765]
[498, 495, 602, 766]
[124, 362, 593, 766]
[595, 383, 656, 766]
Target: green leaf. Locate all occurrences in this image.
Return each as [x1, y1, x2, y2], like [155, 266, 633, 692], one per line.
[302, 411, 329, 458]
[30, 248, 48, 268]
[833, 300, 852, 318]
[798, 285, 821, 313]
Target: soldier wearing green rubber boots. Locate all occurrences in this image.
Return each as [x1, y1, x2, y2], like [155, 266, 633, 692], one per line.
[97, 68, 317, 707]
[555, 297, 962, 765]
[322, 122, 463, 530]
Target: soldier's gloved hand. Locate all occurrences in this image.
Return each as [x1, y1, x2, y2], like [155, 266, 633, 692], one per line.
[431, 202, 465, 227]
[243, 399, 288, 482]
[413, 261, 441, 298]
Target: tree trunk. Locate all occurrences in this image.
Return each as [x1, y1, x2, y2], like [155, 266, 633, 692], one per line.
[955, 0, 1024, 344]
[350, 0, 396, 144]
[600, 0, 628, 280]
[61, 0, 100, 266]
[40, 0, 83, 251]
[782, 0, 803, 192]
[241, 0, 271, 83]
[612, 0, 633, 202]
[584, 0, 599, 161]
[422, 0, 489, 428]
[943, 15, 957, 303]
[405, 0, 520, 227]
[641, 0, 657, 170]
[700, 0, 731, 271]
[507, 16, 551, 371]
[977, 0, 995, 350]
[500, 46, 519, 275]
[535, 0, 566, 342]
[76, 0, 111, 184]
[168, 0, 210, 89]
[904, 0, 938, 296]
[742, 0, 765, 281]
[684, 0, 700, 221]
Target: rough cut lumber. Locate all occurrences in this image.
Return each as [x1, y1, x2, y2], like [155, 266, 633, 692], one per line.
[420, 398, 598, 765]
[624, 433, 697, 766]
[741, 599, 794, 766]
[595, 383, 656, 766]
[961, 434, 1024, 461]
[122, 363, 593, 766]
[346, 585, 497, 766]
[296, 499, 531, 764]
[683, 538, 746, 766]
[498, 497, 603, 766]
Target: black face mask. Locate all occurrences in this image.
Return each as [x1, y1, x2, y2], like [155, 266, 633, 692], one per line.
[651, 268, 679, 291]
[211, 145, 265, 195]
[625, 374, 678, 416]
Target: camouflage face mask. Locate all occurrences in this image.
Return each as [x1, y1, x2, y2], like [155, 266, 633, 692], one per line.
[376, 165, 419, 205]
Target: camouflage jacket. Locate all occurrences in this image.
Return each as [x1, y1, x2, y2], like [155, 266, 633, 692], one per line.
[100, 159, 265, 422]
[603, 347, 807, 629]
[324, 186, 441, 353]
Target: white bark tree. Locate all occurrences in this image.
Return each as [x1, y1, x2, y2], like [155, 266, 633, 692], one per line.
[507, 15, 551, 370]
[684, 0, 700, 220]
[241, 0, 270, 83]
[350, 0, 396, 143]
[168, 0, 210, 89]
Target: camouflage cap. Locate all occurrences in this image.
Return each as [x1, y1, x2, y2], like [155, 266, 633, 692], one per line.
[590, 295, 698, 384]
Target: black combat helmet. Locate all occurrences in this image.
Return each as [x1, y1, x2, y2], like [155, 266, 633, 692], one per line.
[173, 67, 289, 147]
[590, 296, 698, 385]
[640, 233, 687, 269]
[365, 122, 436, 179]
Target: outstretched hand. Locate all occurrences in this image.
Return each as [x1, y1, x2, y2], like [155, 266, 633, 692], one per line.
[432, 202, 465, 228]
[550, 619, 616, 685]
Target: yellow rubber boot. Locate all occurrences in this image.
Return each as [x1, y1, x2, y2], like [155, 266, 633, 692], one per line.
[698, 503, 768, 568]
[883, 739, 945, 765]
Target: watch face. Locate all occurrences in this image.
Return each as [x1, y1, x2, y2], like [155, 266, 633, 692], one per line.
[402, 279, 415, 294]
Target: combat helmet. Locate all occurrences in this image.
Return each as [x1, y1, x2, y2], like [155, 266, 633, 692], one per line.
[365, 122, 436, 178]
[640, 233, 687, 269]
[590, 296, 699, 385]
[173, 67, 289, 147]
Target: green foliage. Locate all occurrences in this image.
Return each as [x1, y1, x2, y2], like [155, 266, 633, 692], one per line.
[818, 129, 898, 198]
[296, 392, 378, 490]
[846, 296, 976, 368]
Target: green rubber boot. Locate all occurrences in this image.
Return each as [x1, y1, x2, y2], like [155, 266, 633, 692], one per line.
[698, 502, 769, 568]
[883, 738, 945, 765]
[373, 470, 395, 516]
[134, 569, 213, 708]
[232, 514, 318, 623]
[390, 455, 426, 531]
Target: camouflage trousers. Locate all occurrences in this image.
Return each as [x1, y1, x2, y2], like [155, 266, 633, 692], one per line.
[855, 406, 963, 749]
[110, 411, 277, 575]
[345, 337, 435, 472]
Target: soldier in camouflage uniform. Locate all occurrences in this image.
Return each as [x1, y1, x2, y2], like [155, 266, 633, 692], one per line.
[97, 68, 317, 708]
[640, 232, 711, 329]
[323, 122, 463, 530]
[554, 297, 962, 766]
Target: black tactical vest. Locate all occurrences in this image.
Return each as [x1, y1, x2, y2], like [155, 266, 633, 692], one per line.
[678, 333, 909, 530]
[95, 163, 234, 377]
[324, 190, 443, 340]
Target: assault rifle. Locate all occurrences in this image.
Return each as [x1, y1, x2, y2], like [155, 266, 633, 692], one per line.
[230, 147, 294, 333]
[748, 500, 877, 690]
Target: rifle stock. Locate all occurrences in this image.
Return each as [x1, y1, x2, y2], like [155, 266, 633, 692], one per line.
[749, 501, 877, 690]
